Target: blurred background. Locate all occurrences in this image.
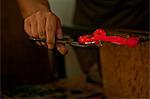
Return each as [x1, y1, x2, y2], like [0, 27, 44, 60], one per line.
[1, 0, 149, 98]
[48, 0, 94, 82]
[49, 0, 76, 26]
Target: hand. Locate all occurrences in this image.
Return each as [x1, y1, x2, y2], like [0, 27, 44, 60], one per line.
[24, 9, 68, 55]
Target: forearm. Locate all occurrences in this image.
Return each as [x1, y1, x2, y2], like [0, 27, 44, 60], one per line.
[17, 0, 50, 18]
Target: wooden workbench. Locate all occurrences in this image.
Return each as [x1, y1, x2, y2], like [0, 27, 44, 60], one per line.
[99, 30, 149, 98]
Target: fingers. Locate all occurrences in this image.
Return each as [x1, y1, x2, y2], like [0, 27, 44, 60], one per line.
[30, 15, 38, 38]
[56, 19, 68, 55]
[24, 18, 32, 36]
[46, 12, 56, 49]
[23, 11, 68, 55]
[56, 19, 63, 39]
[31, 15, 42, 46]
[24, 16, 41, 46]
[36, 11, 47, 47]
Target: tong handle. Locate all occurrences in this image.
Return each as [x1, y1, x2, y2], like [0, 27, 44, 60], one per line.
[29, 37, 73, 44]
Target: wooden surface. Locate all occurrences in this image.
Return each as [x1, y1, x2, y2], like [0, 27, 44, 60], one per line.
[2, 79, 104, 98]
[99, 40, 149, 98]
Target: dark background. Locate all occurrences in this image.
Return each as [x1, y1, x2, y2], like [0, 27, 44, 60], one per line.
[1, 0, 65, 90]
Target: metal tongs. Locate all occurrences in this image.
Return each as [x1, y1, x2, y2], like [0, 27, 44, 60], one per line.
[29, 29, 150, 48]
[29, 36, 94, 47]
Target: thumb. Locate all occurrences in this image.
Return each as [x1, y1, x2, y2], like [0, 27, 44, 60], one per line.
[56, 19, 68, 55]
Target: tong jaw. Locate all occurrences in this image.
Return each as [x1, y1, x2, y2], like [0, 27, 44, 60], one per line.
[71, 41, 103, 47]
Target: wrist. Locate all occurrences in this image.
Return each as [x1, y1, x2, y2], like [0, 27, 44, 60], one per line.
[17, 0, 51, 19]
[22, 5, 51, 19]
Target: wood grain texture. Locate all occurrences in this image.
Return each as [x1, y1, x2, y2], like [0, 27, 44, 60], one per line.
[99, 41, 150, 98]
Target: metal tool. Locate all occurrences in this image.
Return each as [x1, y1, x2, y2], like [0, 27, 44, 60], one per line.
[29, 36, 95, 47]
[29, 28, 150, 48]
